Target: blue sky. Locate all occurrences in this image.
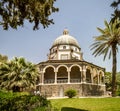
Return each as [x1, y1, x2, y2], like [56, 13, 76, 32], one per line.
[0, 0, 120, 72]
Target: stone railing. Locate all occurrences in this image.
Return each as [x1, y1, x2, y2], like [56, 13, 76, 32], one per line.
[70, 79, 81, 83]
[44, 79, 54, 84]
[57, 79, 68, 83]
[44, 79, 81, 84]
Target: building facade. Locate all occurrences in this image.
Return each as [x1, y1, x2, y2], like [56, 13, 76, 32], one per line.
[37, 29, 106, 97]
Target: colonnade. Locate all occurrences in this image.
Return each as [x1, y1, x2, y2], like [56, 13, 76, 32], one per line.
[39, 64, 105, 85]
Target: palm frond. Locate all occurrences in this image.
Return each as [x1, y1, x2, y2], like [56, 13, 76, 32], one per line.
[102, 47, 110, 60]
[97, 27, 105, 34]
[109, 50, 112, 59]
[104, 20, 110, 30]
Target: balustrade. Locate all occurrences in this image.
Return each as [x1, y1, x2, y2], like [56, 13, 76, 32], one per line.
[44, 79, 81, 84]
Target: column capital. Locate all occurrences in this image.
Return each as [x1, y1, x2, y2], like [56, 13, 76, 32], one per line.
[67, 69, 71, 72]
[54, 71, 58, 73]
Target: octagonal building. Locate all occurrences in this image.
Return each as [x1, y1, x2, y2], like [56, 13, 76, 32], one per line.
[37, 29, 106, 97]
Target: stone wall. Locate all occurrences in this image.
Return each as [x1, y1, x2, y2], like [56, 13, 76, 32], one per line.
[39, 83, 106, 97]
[81, 83, 105, 96]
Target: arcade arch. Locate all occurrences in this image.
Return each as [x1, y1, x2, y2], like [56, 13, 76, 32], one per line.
[99, 70, 104, 84]
[57, 66, 68, 83]
[93, 68, 98, 84]
[86, 66, 92, 83]
[44, 67, 55, 84]
[70, 66, 81, 83]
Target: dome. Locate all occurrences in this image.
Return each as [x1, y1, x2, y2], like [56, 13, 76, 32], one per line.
[52, 29, 80, 48]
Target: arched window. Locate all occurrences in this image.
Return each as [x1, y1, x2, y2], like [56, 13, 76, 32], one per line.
[63, 46, 66, 49]
[75, 48, 77, 51]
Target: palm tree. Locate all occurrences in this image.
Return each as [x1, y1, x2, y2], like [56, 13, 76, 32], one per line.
[111, 0, 120, 23]
[91, 19, 120, 97]
[0, 54, 8, 63]
[0, 57, 39, 92]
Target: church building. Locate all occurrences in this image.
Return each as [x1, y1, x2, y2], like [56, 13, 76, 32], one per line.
[37, 29, 106, 97]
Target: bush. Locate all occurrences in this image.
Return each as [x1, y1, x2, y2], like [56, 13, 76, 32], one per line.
[65, 89, 77, 98]
[116, 91, 120, 96]
[0, 90, 52, 111]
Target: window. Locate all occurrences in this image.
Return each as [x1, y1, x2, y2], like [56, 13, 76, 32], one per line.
[75, 48, 77, 51]
[63, 46, 66, 49]
[61, 54, 68, 60]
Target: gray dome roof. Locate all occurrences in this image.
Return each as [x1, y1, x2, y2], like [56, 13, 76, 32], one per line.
[52, 29, 80, 48]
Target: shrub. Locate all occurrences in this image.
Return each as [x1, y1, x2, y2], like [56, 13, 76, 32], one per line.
[0, 90, 52, 111]
[65, 89, 77, 98]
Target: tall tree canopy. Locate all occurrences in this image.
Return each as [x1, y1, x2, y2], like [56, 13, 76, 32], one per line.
[0, 0, 59, 30]
[91, 19, 120, 96]
[111, 0, 120, 22]
[0, 57, 39, 92]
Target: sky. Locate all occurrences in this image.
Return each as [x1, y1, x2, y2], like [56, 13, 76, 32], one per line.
[0, 0, 120, 72]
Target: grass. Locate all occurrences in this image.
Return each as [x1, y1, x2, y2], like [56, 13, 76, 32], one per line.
[50, 97, 120, 111]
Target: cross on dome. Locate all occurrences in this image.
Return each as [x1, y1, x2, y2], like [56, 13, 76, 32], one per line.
[63, 29, 69, 35]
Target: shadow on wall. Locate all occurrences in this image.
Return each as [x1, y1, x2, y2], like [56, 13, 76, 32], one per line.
[82, 84, 105, 96]
[61, 107, 89, 111]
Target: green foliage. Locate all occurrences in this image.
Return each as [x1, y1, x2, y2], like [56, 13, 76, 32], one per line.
[0, 54, 8, 63]
[105, 72, 112, 91]
[105, 72, 120, 96]
[111, 0, 120, 24]
[65, 89, 77, 98]
[116, 72, 120, 96]
[0, 0, 59, 30]
[0, 90, 52, 111]
[0, 57, 39, 92]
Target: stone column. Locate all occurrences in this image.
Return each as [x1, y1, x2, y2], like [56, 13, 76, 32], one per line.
[54, 71, 57, 84]
[41, 72, 44, 85]
[39, 74, 42, 84]
[68, 70, 71, 84]
[91, 74, 94, 84]
[82, 66, 86, 83]
[98, 74, 100, 84]
[102, 76, 105, 84]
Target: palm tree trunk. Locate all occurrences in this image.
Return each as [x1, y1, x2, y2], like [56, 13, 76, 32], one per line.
[112, 44, 117, 97]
